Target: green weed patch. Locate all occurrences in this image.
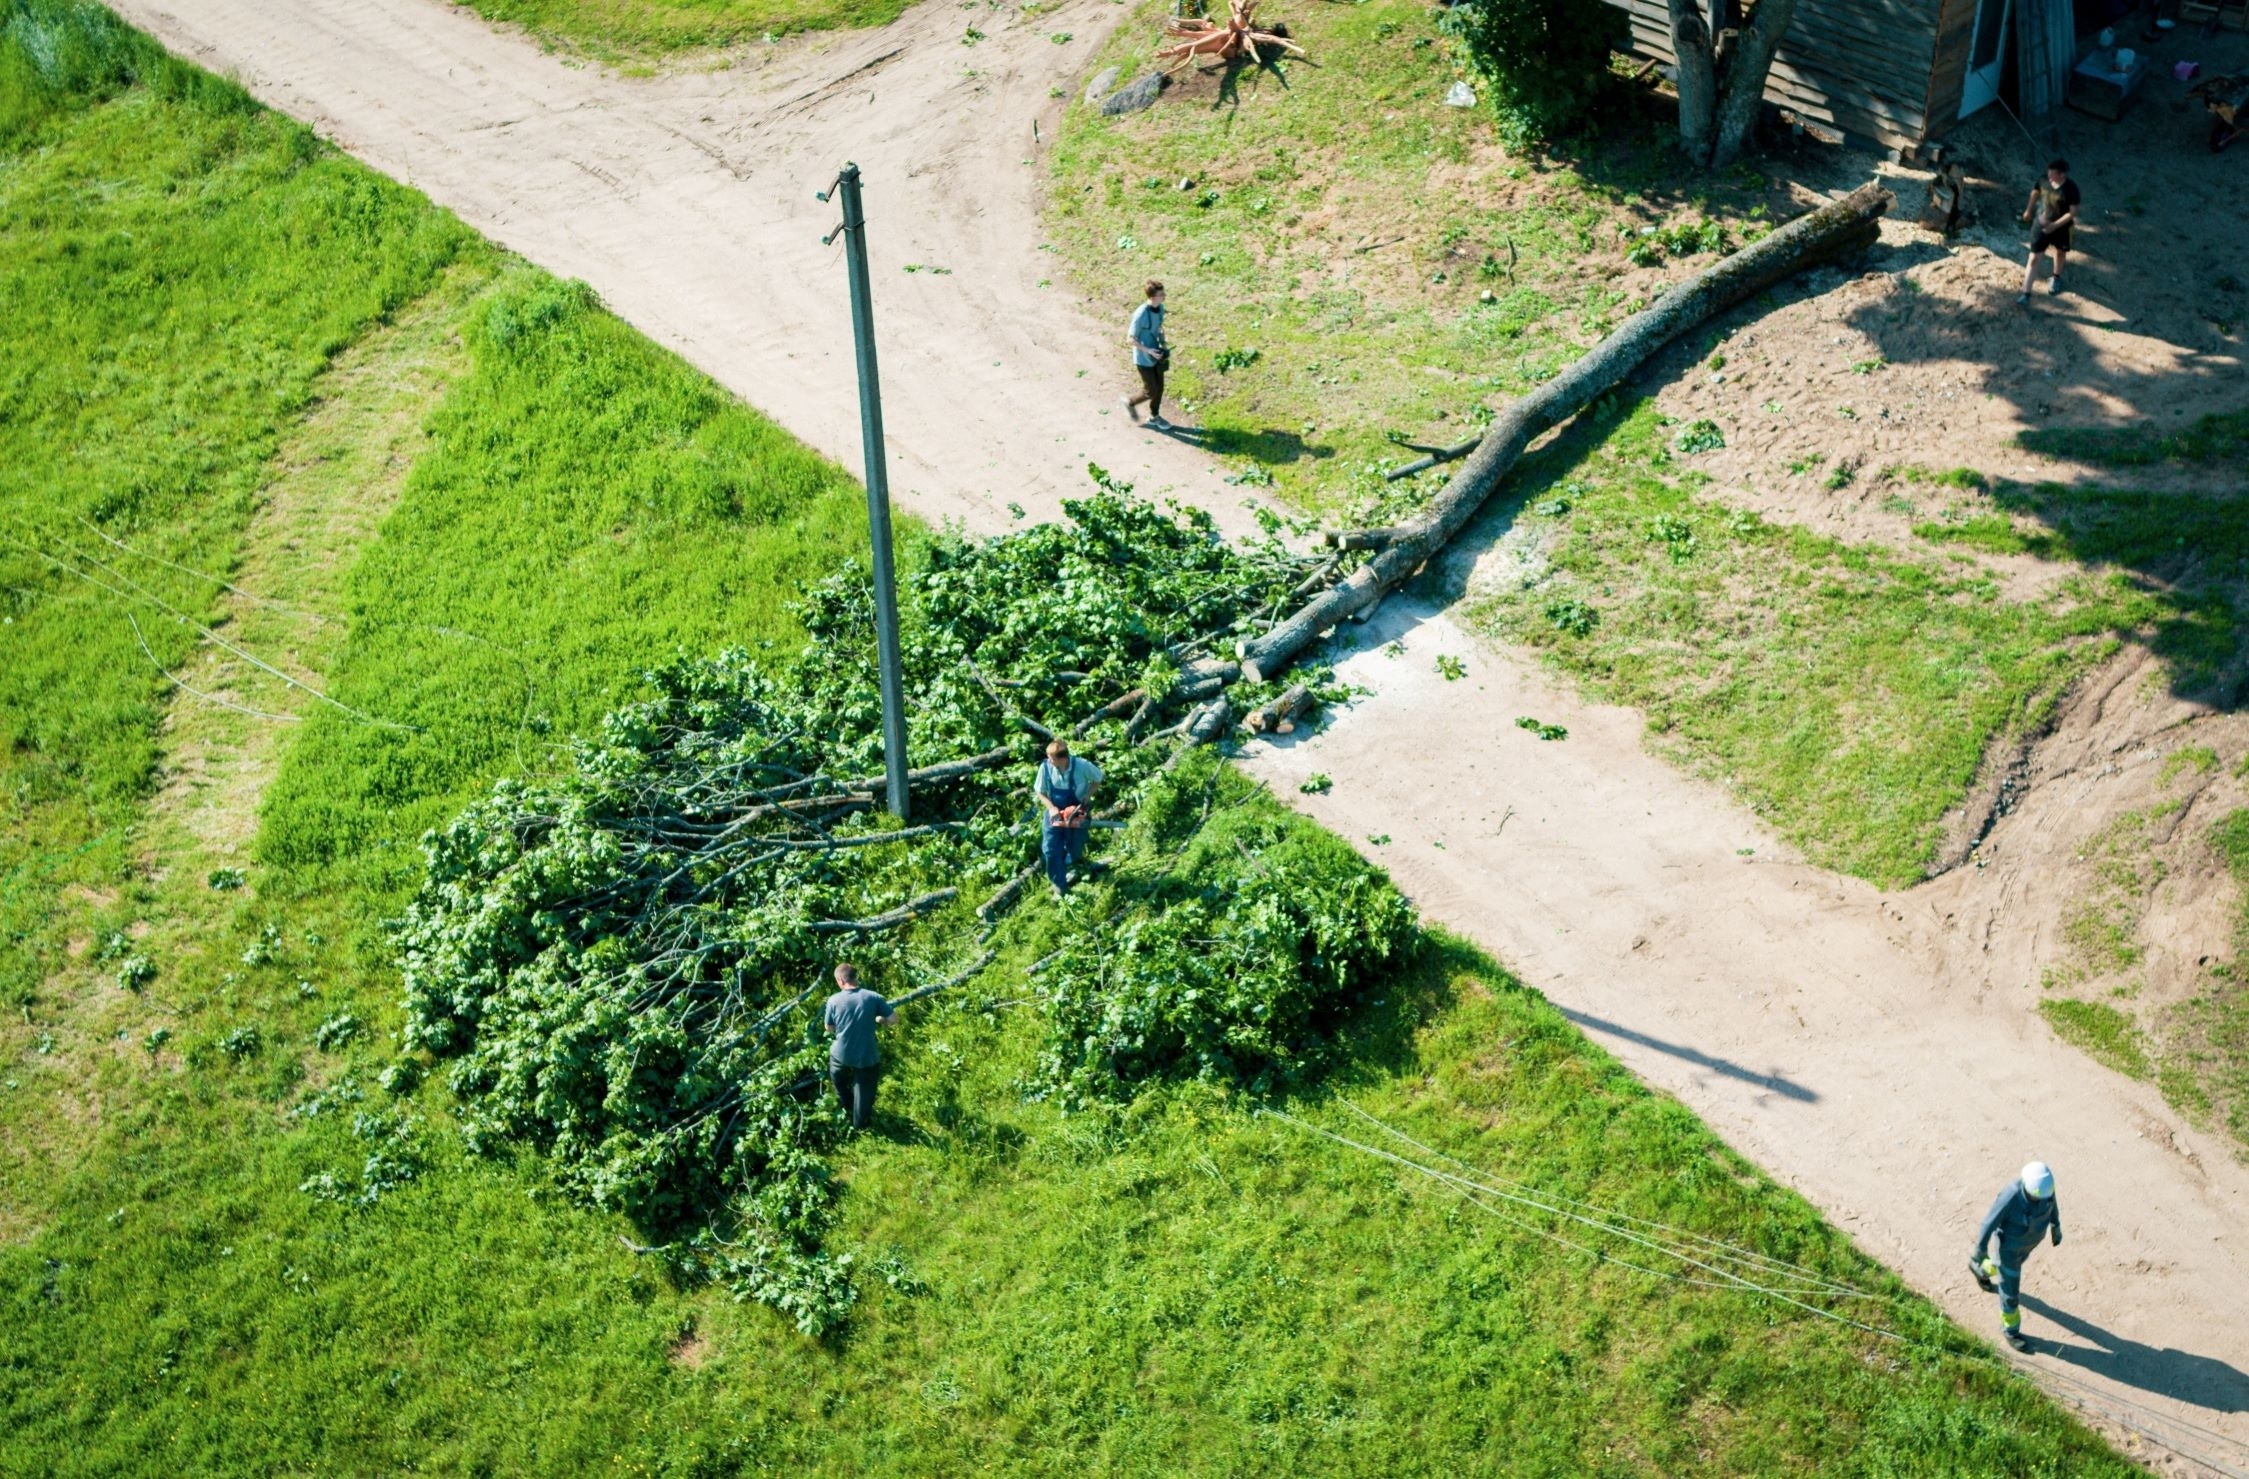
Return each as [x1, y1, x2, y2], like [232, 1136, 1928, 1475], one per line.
[459, 0, 912, 60]
[2017, 404, 2249, 467]
[1467, 404, 2153, 886]
[2038, 999, 2152, 1080]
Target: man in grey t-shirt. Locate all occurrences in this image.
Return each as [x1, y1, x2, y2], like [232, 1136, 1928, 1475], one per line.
[822, 963, 894, 1131]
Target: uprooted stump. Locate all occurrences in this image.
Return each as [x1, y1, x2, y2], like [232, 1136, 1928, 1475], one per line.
[1243, 182, 1893, 684]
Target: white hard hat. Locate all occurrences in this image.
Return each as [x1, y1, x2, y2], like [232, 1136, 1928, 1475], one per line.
[2021, 1161, 2055, 1199]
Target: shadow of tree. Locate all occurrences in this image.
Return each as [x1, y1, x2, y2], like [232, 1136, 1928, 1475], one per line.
[1198, 423, 1333, 465]
[1916, 478, 2249, 708]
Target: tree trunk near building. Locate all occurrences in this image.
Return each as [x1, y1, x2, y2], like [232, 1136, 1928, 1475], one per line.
[1240, 182, 1891, 684]
[1666, 0, 1805, 170]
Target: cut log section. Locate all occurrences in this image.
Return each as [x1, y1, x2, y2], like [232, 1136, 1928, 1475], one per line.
[1243, 182, 1892, 685]
[1245, 684, 1313, 734]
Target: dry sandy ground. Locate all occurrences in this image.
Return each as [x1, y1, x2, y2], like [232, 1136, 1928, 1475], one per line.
[107, 0, 2249, 1467]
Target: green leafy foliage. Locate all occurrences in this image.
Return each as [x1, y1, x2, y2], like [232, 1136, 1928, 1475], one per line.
[1440, 0, 1622, 146]
[1544, 597, 1599, 636]
[1037, 758, 1414, 1106]
[1212, 346, 1262, 372]
[1674, 418, 1726, 455]
[395, 485, 1341, 1327]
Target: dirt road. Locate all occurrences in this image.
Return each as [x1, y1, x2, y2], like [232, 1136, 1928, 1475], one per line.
[109, 0, 2249, 1467]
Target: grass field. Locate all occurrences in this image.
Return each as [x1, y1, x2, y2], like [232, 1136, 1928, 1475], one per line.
[0, 7, 2136, 1473]
[461, 0, 912, 60]
[1047, 0, 1767, 513]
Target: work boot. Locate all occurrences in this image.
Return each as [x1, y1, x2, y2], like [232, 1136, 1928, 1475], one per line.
[2004, 1328, 2032, 1353]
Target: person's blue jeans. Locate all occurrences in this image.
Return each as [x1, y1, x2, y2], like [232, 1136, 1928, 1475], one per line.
[1043, 821, 1085, 894]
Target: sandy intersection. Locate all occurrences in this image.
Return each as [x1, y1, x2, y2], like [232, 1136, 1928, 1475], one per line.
[101, 0, 2249, 1467]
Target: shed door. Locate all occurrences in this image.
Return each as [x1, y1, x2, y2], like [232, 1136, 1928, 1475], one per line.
[1961, 0, 2011, 117]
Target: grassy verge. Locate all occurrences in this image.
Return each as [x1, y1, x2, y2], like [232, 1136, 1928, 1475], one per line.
[2180, 810, 2249, 1142]
[0, 0, 470, 1170]
[1458, 404, 2165, 886]
[461, 0, 913, 61]
[2038, 999, 2153, 1081]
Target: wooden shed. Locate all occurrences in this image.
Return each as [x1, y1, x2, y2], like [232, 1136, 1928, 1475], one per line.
[1608, 0, 2078, 152]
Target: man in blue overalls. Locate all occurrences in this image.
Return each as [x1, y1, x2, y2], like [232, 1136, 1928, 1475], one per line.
[1970, 1159, 2062, 1351]
[1032, 739, 1103, 897]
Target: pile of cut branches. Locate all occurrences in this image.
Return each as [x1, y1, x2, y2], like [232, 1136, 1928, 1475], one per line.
[393, 478, 1382, 1332]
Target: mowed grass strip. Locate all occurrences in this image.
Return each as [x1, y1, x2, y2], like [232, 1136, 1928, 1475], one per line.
[0, 0, 470, 1012]
[464, 0, 912, 60]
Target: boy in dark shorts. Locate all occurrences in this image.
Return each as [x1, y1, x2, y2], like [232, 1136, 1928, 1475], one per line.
[2017, 159, 2080, 305]
[1122, 280, 1171, 431]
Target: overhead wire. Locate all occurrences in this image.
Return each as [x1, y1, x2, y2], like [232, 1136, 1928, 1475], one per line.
[1268, 1108, 1911, 1342]
[1278, 1103, 2249, 1477]
[5, 528, 417, 732]
[1339, 1099, 1883, 1302]
[128, 613, 304, 724]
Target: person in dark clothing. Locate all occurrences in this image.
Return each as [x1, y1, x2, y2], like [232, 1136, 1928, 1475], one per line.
[1122, 280, 1172, 431]
[822, 963, 894, 1131]
[2018, 159, 2081, 304]
[1970, 1159, 2063, 1351]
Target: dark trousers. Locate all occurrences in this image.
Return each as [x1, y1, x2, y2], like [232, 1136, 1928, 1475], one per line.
[1131, 363, 1165, 418]
[830, 1061, 879, 1130]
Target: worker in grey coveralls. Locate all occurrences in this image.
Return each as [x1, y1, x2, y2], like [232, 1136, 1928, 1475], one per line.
[822, 963, 893, 1131]
[1032, 738, 1103, 897]
[1970, 1159, 2061, 1351]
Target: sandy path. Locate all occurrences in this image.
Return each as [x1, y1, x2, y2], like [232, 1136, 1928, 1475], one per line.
[107, 0, 2249, 1468]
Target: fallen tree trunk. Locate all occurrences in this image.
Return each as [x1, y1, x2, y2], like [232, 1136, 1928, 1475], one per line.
[1243, 183, 1892, 684]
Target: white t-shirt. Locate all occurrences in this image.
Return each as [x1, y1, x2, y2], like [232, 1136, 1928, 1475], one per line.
[1032, 756, 1104, 802]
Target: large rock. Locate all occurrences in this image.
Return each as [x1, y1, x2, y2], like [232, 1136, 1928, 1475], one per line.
[1099, 72, 1165, 117]
[1083, 65, 1120, 106]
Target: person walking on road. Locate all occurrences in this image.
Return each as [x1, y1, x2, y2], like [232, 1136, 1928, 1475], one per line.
[822, 963, 894, 1131]
[1122, 280, 1172, 431]
[1970, 1159, 2063, 1351]
[1033, 738, 1103, 898]
[2018, 159, 2080, 305]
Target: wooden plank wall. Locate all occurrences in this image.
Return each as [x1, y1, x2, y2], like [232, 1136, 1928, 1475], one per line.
[1611, 0, 1948, 148]
[1921, 0, 1983, 138]
[2016, 0, 2076, 121]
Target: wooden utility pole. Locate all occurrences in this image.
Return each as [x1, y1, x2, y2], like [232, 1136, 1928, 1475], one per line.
[820, 162, 910, 820]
